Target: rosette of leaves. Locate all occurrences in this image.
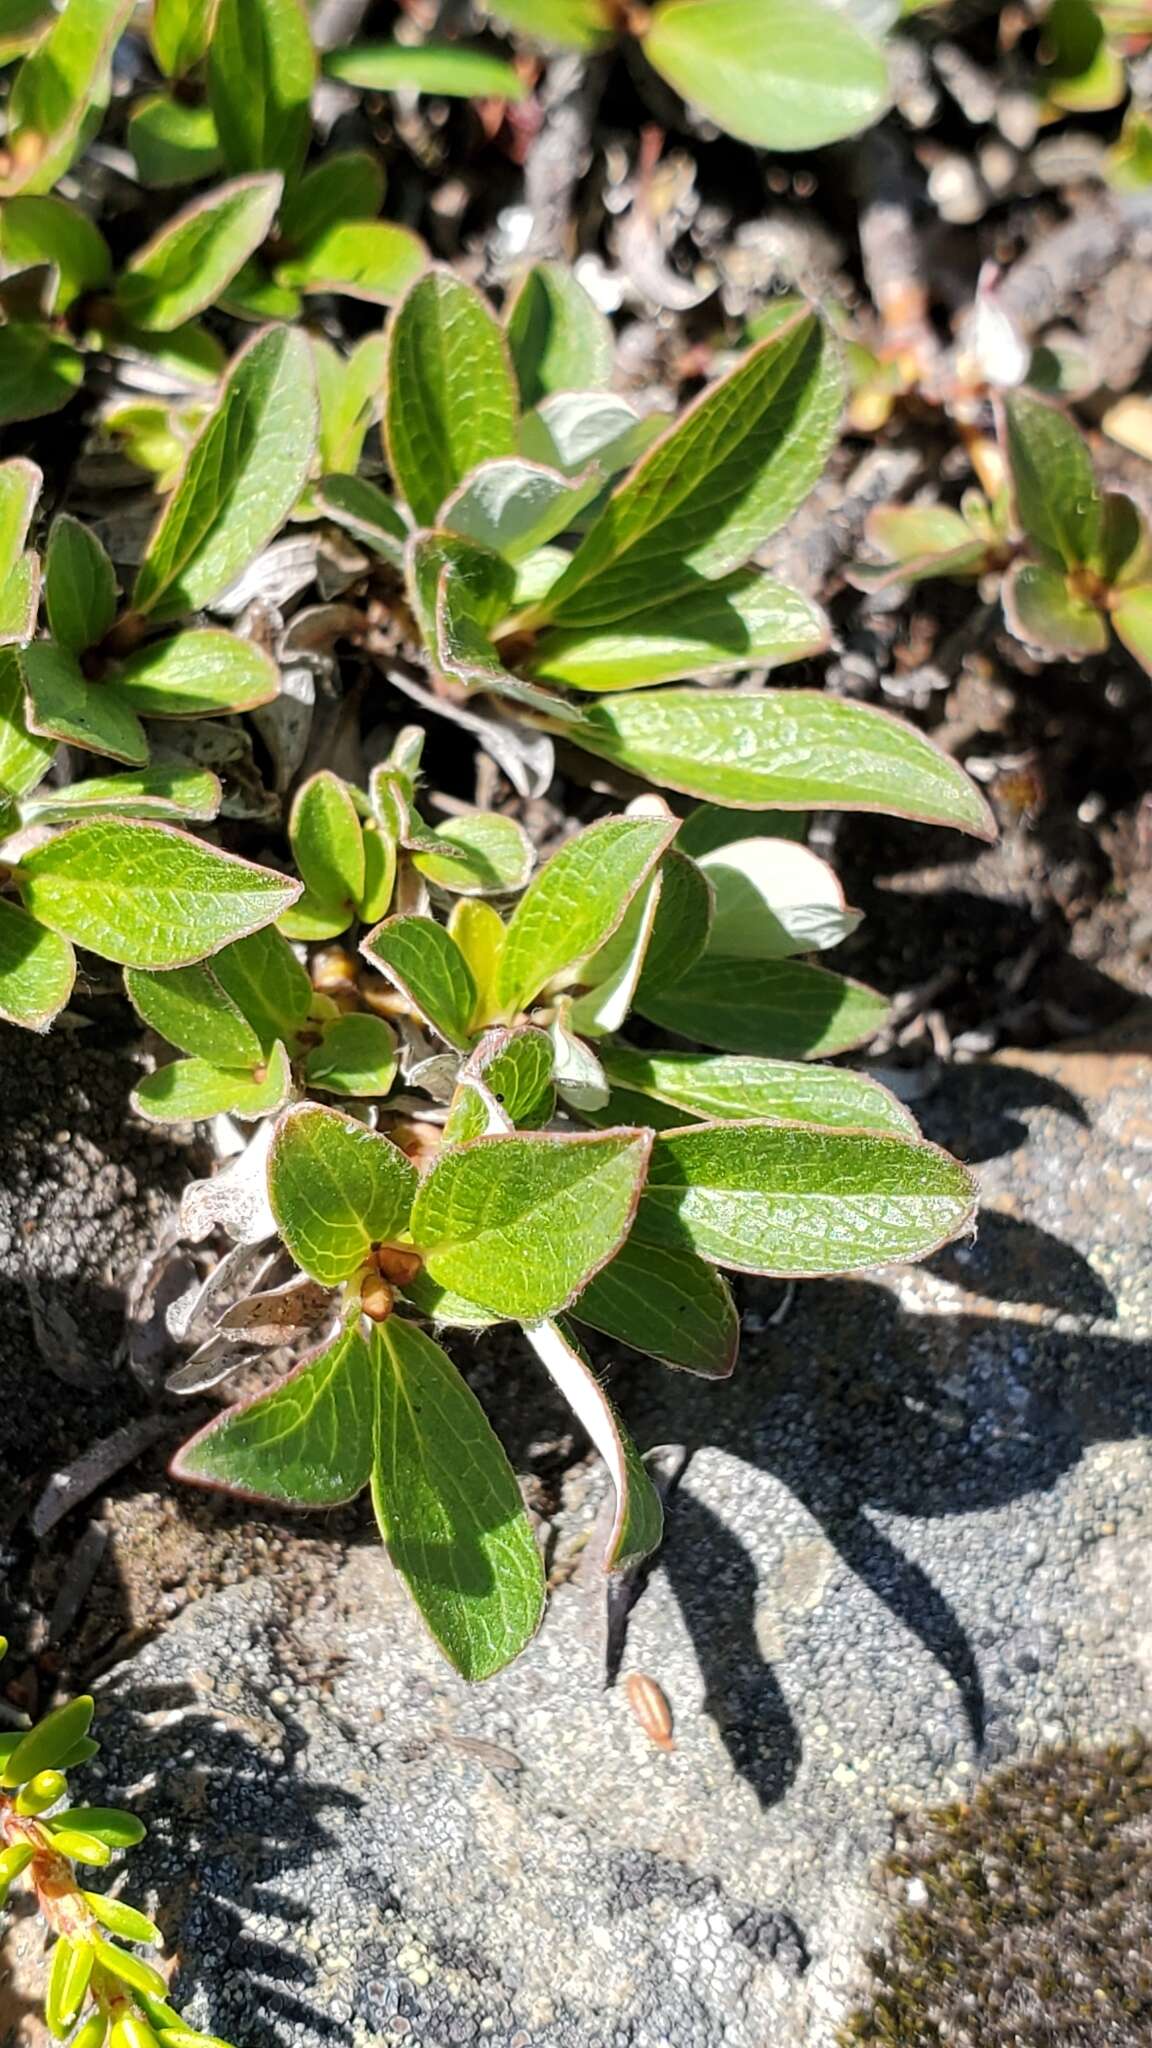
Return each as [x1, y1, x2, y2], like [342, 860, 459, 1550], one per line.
[0, 1641, 237, 2048]
[172, 769, 989, 1680]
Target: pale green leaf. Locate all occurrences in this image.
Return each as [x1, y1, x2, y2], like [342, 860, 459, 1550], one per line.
[700, 834, 861, 957]
[519, 390, 658, 479]
[1113, 583, 1152, 677]
[633, 847, 713, 999]
[0, 196, 110, 312]
[0, 551, 39, 647]
[638, 954, 889, 1059]
[114, 628, 280, 717]
[132, 1038, 292, 1122]
[529, 569, 828, 690]
[412, 813, 534, 895]
[639, 1121, 977, 1275]
[304, 1012, 398, 1097]
[2, 0, 134, 197]
[128, 94, 224, 186]
[442, 1024, 555, 1142]
[0, 646, 54, 796]
[211, 922, 312, 1047]
[1002, 559, 1109, 658]
[277, 221, 428, 305]
[151, 0, 218, 74]
[174, 1319, 375, 1501]
[207, 0, 316, 179]
[385, 270, 519, 527]
[506, 262, 614, 408]
[324, 41, 526, 98]
[481, 0, 612, 49]
[308, 330, 388, 478]
[602, 1044, 917, 1134]
[1000, 391, 1102, 569]
[268, 1101, 417, 1285]
[0, 896, 75, 1031]
[116, 174, 283, 333]
[447, 898, 505, 1026]
[0, 325, 85, 424]
[279, 153, 384, 245]
[641, 0, 890, 151]
[44, 514, 117, 656]
[360, 914, 478, 1048]
[23, 643, 148, 766]
[442, 458, 596, 564]
[497, 814, 676, 1015]
[572, 1233, 737, 1377]
[525, 1318, 664, 1571]
[124, 958, 266, 1064]
[20, 765, 222, 821]
[0, 457, 40, 588]
[568, 868, 661, 1038]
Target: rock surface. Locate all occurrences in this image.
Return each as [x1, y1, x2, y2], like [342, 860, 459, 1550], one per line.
[14, 1019, 1152, 2048]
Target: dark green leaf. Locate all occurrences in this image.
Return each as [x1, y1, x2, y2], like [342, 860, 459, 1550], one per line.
[279, 152, 384, 244]
[211, 923, 313, 1048]
[0, 325, 85, 425]
[44, 514, 117, 655]
[385, 270, 519, 526]
[1000, 391, 1102, 568]
[529, 570, 828, 689]
[0, 896, 75, 1032]
[304, 1012, 398, 1097]
[23, 643, 148, 766]
[128, 94, 224, 186]
[207, 0, 316, 180]
[572, 1233, 738, 1377]
[0, 646, 54, 796]
[633, 848, 713, 998]
[638, 954, 889, 1059]
[0, 196, 111, 311]
[124, 958, 266, 1064]
[360, 914, 478, 1048]
[506, 262, 614, 408]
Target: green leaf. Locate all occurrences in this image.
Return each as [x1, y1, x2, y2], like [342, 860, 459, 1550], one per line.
[124, 959, 267, 1064]
[308, 331, 388, 480]
[561, 688, 996, 835]
[0, 196, 111, 312]
[175, 1318, 374, 1501]
[324, 40, 527, 98]
[633, 847, 713, 999]
[0, 457, 41, 647]
[639, 1121, 977, 1276]
[2, 1695, 93, 1786]
[314, 473, 407, 568]
[114, 628, 279, 717]
[0, 897, 75, 1032]
[128, 94, 224, 186]
[17, 819, 302, 969]
[87, 1935, 167, 2001]
[526, 310, 844, 628]
[529, 569, 828, 690]
[506, 262, 614, 408]
[442, 1024, 555, 1142]
[151, 0, 219, 75]
[132, 1040, 292, 1122]
[851, 502, 989, 591]
[0, 646, 54, 795]
[44, 515, 117, 658]
[370, 1316, 545, 1679]
[1041, 0, 1125, 111]
[279, 152, 384, 245]
[280, 771, 365, 939]
[22, 644, 148, 766]
[360, 914, 478, 1048]
[524, 1319, 664, 1569]
[482, 0, 613, 49]
[441, 458, 596, 565]
[641, 0, 889, 151]
[1112, 583, 1152, 677]
[1002, 560, 1108, 658]
[567, 867, 662, 1038]
[572, 1233, 738, 1377]
[698, 833, 861, 957]
[412, 813, 534, 895]
[210, 923, 312, 1048]
[116, 174, 283, 333]
[277, 221, 428, 305]
[385, 270, 519, 527]
[497, 814, 676, 1015]
[134, 325, 318, 619]
[1000, 392, 1102, 569]
[2, 0, 133, 197]
[411, 1127, 652, 1321]
[519, 390, 658, 479]
[409, 532, 572, 722]
[82, 1893, 160, 1944]
[304, 1013, 398, 1098]
[207, 0, 316, 179]
[0, 325, 85, 424]
[46, 1935, 93, 2037]
[21, 765, 222, 822]
[0, 549, 39, 648]
[602, 1044, 917, 1134]
[268, 1102, 417, 1285]
[53, 1808, 145, 1848]
[638, 954, 889, 1059]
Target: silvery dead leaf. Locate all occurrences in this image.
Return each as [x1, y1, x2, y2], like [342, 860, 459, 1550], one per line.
[213, 535, 320, 617]
[167, 1240, 280, 1344]
[181, 1120, 278, 1245]
[166, 1333, 255, 1396]
[217, 1274, 336, 1346]
[316, 529, 370, 599]
[251, 663, 316, 792]
[124, 1228, 202, 1390]
[404, 1053, 464, 1101]
[280, 603, 366, 657]
[383, 667, 554, 799]
[550, 1004, 610, 1113]
[148, 722, 279, 821]
[967, 262, 1030, 388]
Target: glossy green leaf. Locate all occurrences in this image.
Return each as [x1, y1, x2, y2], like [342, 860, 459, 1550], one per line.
[279, 153, 384, 245]
[268, 1102, 417, 1285]
[482, 0, 613, 49]
[134, 325, 317, 618]
[699, 834, 861, 957]
[114, 629, 279, 718]
[572, 1233, 738, 1377]
[0, 196, 111, 311]
[527, 310, 844, 628]
[668, 806, 811, 860]
[128, 94, 224, 186]
[529, 569, 828, 690]
[2, 1695, 93, 1786]
[568, 868, 661, 1038]
[2, 0, 133, 197]
[359, 814, 397, 924]
[497, 814, 676, 1015]
[0, 325, 85, 424]
[23, 644, 148, 766]
[277, 221, 428, 305]
[47, 1935, 92, 2037]
[280, 772, 365, 940]
[561, 688, 995, 834]
[639, 1121, 977, 1276]
[526, 1319, 664, 1570]
[1002, 560, 1108, 658]
[638, 954, 889, 1059]
[132, 1039, 292, 1122]
[151, 0, 219, 74]
[1042, 0, 1125, 111]
[21, 765, 222, 822]
[211, 923, 313, 1048]
[314, 473, 407, 568]
[52, 1807, 145, 1848]
[411, 1127, 652, 1321]
[506, 262, 614, 408]
[633, 847, 713, 998]
[44, 514, 117, 655]
[0, 897, 75, 1032]
[0, 550, 39, 649]
[304, 1012, 398, 1097]
[116, 174, 282, 333]
[17, 819, 302, 968]
[0, 457, 42, 647]
[87, 1936, 166, 1999]
[641, 0, 889, 151]
[446, 898, 505, 1024]
[360, 914, 478, 1048]
[385, 270, 519, 527]
[442, 458, 595, 564]
[1001, 391, 1101, 569]
[412, 813, 534, 895]
[207, 0, 316, 180]
[307, 333, 388, 488]
[324, 41, 526, 98]
[175, 1319, 374, 1501]
[0, 647, 54, 796]
[442, 1025, 555, 1142]
[370, 1316, 545, 1679]
[602, 1044, 916, 1134]
[1113, 583, 1152, 677]
[125, 958, 266, 1064]
[82, 1893, 160, 1944]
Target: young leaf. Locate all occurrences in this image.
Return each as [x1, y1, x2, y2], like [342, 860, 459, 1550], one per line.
[0, 196, 111, 311]
[640, 0, 889, 152]
[44, 514, 117, 654]
[0, 647, 54, 796]
[132, 1040, 292, 1123]
[447, 899, 505, 1022]
[525, 1320, 664, 1570]
[443, 1025, 555, 1142]
[506, 263, 614, 408]
[21, 765, 222, 822]
[304, 1013, 398, 1098]
[134, 324, 318, 619]
[47, 1935, 93, 2036]
[1000, 391, 1102, 569]
[567, 869, 662, 1038]
[370, 1316, 545, 1680]
[526, 310, 844, 628]
[276, 221, 428, 305]
[699, 835, 861, 957]
[151, 0, 219, 76]
[496, 814, 677, 1015]
[17, 820, 302, 969]
[1112, 583, 1152, 677]
[324, 40, 527, 98]
[124, 959, 266, 1065]
[174, 1319, 374, 1502]
[22, 644, 148, 766]
[638, 955, 889, 1060]
[529, 571, 828, 690]
[360, 915, 479, 1048]
[572, 1233, 738, 1378]
[638, 1121, 977, 1275]
[0, 325, 85, 424]
[482, 0, 612, 49]
[114, 629, 279, 717]
[412, 814, 534, 896]
[53, 1808, 145, 1848]
[0, 897, 76, 1032]
[410, 1127, 652, 1321]
[560, 689, 996, 836]
[116, 174, 283, 333]
[280, 153, 384, 246]
[2, 1694, 93, 1785]
[211, 923, 312, 1048]
[81, 1893, 160, 1944]
[128, 94, 224, 186]
[850, 502, 990, 591]
[314, 473, 407, 568]
[280, 771, 365, 938]
[1002, 560, 1108, 658]
[207, 0, 316, 180]
[385, 270, 519, 526]
[603, 1045, 916, 1135]
[519, 390, 658, 480]
[268, 1102, 417, 1285]
[441, 458, 596, 564]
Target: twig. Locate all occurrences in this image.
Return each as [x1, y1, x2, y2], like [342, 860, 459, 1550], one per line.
[31, 1415, 175, 1539]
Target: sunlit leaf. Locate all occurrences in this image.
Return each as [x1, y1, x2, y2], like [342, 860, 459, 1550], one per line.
[506, 262, 614, 408]
[601, 1044, 917, 1134]
[174, 1319, 375, 1501]
[497, 814, 676, 1014]
[132, 1038, 292, 1122]
[638, 953, 889, 1059]
[640, 0, 889, 151]
[207, 0, 316, 180]
[0, 896, 75, 1032]
[268, 1101, 417, 1285]
[324, 40, 527, 98]
[385, 270, 519, 526]
[116, 173, 282, 332]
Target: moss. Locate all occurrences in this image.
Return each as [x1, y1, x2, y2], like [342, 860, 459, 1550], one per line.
[840, 1737, 1152, 2046]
